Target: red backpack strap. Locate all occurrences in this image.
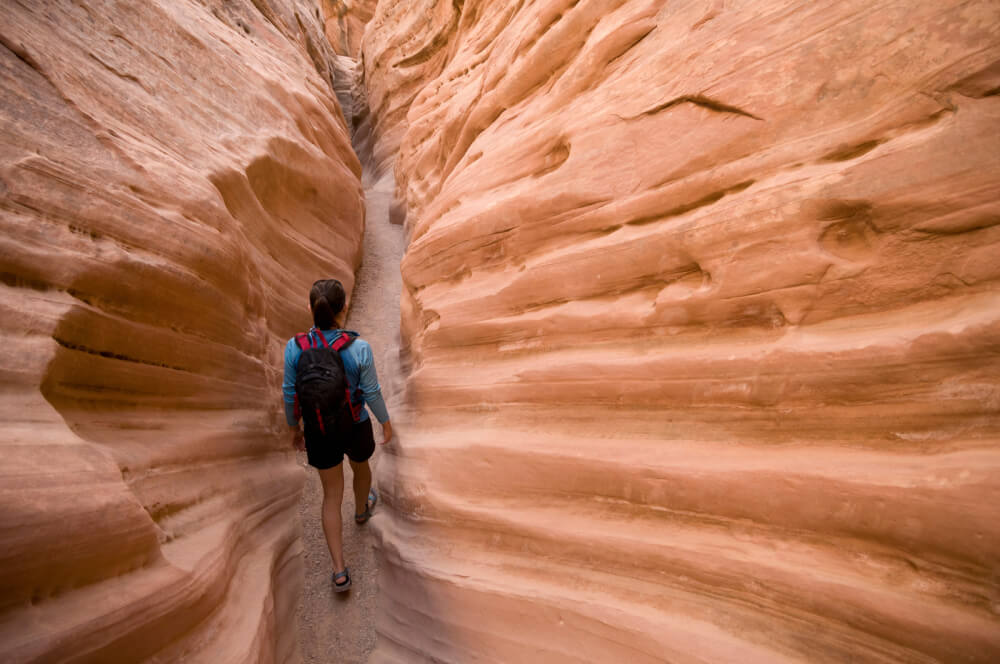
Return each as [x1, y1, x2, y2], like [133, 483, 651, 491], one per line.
[311, 328, 331, 348]
[294, 333, 314, 350]
[330, 332, 354, 352]
[345, 388, 363, 422]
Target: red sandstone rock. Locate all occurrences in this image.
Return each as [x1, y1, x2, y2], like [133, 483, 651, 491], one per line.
[363, 1, 1000, 661]
[0, 1, 361, 661]
[321, 0, 377, 57]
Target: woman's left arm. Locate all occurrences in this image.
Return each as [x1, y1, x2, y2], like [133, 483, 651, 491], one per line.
[357, 341, 392, 443]
[357, 342, 390, 422]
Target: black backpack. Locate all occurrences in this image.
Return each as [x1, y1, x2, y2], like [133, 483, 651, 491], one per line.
[294, 329, 362, 439]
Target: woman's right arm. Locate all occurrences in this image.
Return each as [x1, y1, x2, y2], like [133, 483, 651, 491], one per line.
[282, 339, 304, 450]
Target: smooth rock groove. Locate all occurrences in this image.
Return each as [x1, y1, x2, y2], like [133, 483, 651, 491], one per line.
[361, 1, 1000, 662]
[0, 1, 361, 661]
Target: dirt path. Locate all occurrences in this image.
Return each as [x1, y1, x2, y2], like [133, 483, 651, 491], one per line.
[294, 168, 405, 663]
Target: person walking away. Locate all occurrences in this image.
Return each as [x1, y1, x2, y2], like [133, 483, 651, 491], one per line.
[282, 278, 393, 591]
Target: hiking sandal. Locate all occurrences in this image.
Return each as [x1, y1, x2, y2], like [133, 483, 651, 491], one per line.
[332, 567, 351, 592]
[355, 489, 377, 525]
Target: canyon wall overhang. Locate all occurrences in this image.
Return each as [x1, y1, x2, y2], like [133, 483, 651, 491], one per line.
[0, 1, 362, 661]
[363, 1, 1000, 661]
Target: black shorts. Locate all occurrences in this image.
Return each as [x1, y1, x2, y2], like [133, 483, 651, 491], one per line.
[305, 417, 375, 470]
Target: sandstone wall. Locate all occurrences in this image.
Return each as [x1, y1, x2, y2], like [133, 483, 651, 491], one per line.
[0, 1, 362, 661]
[362, 1, 1000, 661]
[320, 0, 378, 57]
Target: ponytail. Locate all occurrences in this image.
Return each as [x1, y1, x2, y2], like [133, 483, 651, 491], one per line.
[312, 296, 335, 329]
[309, 279, 346, 330]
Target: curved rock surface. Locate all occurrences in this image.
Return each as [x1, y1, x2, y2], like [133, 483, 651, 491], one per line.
[0, 1, 361, 661]
[363, 1, 1000, 662]
[321, 0, 378, 57]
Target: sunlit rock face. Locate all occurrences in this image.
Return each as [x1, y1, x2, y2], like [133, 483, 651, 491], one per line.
[0, 1, 361, 661]
[321, 0, 377, 57]
[363, 1, 1000, 661]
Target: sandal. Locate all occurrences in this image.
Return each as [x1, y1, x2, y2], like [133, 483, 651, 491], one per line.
[354, 489, 378, 524]
[332, 567, 351, 592]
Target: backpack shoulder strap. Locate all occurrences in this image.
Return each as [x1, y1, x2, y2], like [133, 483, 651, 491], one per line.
[298, 327, 333, 349]
[330, 332, 355, 352]
[294, 333, 314, 350]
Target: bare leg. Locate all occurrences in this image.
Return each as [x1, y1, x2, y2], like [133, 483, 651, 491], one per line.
[317, 464, 346, 573]
[349, 459, 372, 517]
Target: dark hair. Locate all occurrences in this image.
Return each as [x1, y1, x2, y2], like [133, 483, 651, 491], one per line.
[309, 279, 346, 329]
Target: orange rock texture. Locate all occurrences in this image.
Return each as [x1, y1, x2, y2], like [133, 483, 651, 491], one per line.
[363, 1, 1000, 661]
[321, 0, 378, 57]
[0, 1, 361, 661]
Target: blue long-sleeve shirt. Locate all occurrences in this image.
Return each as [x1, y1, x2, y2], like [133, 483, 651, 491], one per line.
[282, 328, 390, 426]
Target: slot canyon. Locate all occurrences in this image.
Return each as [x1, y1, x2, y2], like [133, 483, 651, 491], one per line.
[1, 0, 999, 662]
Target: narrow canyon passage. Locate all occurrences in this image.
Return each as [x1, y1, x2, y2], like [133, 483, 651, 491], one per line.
[294, 163, 404, 660]
[1, 1, 998, 662]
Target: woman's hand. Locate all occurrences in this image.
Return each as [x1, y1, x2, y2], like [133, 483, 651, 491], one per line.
[290, 426, 305, 451]
[380, 420, 394, 445]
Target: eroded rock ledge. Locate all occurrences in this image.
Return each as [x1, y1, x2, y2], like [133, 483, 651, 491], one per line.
[0, 1, 361, 661]
[363, 1, 1000, 662]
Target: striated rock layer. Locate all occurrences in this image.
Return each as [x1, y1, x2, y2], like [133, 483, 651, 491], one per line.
[0, 1, 362, 661]
[362, 1, 1000, 662]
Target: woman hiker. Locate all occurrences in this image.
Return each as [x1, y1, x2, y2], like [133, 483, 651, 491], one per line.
[282, 278, 393, 591]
